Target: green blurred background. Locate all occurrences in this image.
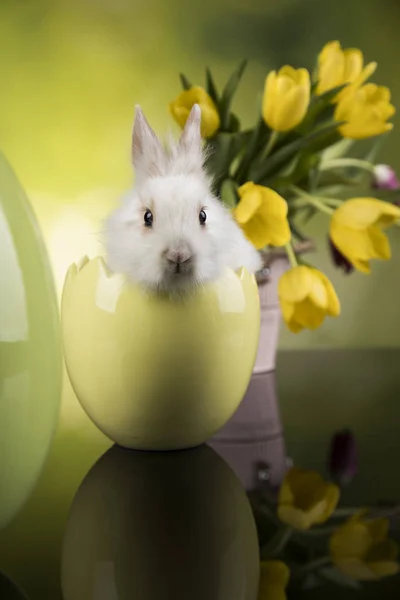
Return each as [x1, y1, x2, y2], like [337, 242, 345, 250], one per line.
[1, 0, 399, 351]
[0, 2, 399, 597]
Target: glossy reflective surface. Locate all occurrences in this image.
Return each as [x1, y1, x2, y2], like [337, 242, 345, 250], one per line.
[0, 154, 62, 529]
[61, 257, 260, 450]
[61, 444, 259, 600]
[0, 350, 399, 600]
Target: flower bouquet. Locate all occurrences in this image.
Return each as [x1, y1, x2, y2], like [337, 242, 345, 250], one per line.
[251, 430, 400, 598]
[169, 41, 400, 333]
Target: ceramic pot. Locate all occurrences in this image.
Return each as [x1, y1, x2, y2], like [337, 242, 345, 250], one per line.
[61, 444, 260, 600]
[61, 257, 260, 450]
[210, 256, 289, 489]
[0, 153, 62, 529]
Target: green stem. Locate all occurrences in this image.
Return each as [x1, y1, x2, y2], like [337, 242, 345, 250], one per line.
[293, 556, 332, 578]
[261, 525, 293, 559]
[285, 242, 298, 268]
[261, 130, 279, 161]
[320, 157, 375, 174]
[289, 185, 334, 215]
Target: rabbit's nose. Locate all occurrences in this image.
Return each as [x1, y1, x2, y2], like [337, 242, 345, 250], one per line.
[165, 248, 193, 265]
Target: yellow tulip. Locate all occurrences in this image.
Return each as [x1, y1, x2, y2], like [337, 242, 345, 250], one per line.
[278, 266, 340, 333]
[330, 198, 400, 273]
[330, 513, 399, 580]
[262, 66, 310, 132]
[234, 182, 291, 249]
[277, 467, 340, 530]
[316, 40, 377, 101]
[169, 86, 220, 138]
[258, 561, 290, 600]
[335, 83, 395, 139]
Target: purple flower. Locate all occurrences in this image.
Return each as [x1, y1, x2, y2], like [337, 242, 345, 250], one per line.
[328, 429, 358, 486]
[328, 237, 353, 274]
[373, 164, 400, 190]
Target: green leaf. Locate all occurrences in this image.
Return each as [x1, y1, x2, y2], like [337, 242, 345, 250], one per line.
[250, 121, 344, 184]
[297, 83, 348, 134]
[205, 133, 236, 191]
[319, 567, 361, 590]
[220, 179, 239, 208]
[219, 60, 248, 130]
[301, 205, 317, 224]
[233, 119, 270, 184]
[228, 113, 241, 133]
[205, 67, 219, 104]
[314, 83, 349, 105]
[179, 73, 192, 90]
[288, 219, 308, 242]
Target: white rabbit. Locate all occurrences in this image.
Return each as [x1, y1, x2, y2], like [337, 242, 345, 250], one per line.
[104, 104, 262, 293]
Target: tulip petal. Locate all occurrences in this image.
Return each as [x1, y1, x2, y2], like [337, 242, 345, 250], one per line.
[330, 521, 372, 560]
[334, 199, 400, 228]
[278, 267, 313, 303]
[365, 518, 389, 543]
[308, 273, 329, 309]
[334, 558, 378, 581]
[294, 299, 326, 330]
[260, 560, 290, 587]
[366, 539, 399, 562]
[368, 560, 399, 578]
[169, 86, 220, 137]
[263, 71, 278, 127]
[235, 185, 262, 224]
[322, 483, 341, 520]
[274, 85, 309, 131]
[278, 505, 312, 530]
[368, 227, 391, 260]
[315, 270, 341, 316]
[343, 49, 363, 81]
[239, 216, 271, 249]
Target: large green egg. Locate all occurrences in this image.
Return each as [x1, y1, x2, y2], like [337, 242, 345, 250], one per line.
[62, 444, 260, 600]
[0, 153, 62, 529]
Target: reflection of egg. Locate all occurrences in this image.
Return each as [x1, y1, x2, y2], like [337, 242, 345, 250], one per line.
[61, 444, 260, 600]
[0, 571, 28, 599]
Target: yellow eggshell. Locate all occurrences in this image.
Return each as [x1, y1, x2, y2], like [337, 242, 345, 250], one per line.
[61, 257, 260, 449]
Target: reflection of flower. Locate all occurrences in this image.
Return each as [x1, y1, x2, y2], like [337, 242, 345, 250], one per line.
[316, 40, 377, 101]
[330, 198, 400, 273]
[373, 164, 400, 190]
[234, 183, 291, 249]
[258, 561, 290, 600]
[277, 467, 340, 530]
[330, 514, 400, 580]
[169, 87, 220, 138]
[328, 238, 354, 274]
[262, 66, 310, 132]
[335, 84, 395, 139]
[328, 429, 358, 485]
[278, 266, 340, 333]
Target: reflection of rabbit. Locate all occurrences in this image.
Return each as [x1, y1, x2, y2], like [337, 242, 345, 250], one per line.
[104, 104, 262, 293]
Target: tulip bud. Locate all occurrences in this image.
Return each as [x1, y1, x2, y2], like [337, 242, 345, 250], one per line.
[373, 164, 400, 190]
[328, 429, 358, 486]
[328, 237, 353, 274]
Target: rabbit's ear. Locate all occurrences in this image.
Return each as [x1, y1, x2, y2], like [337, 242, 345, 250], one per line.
[179, 104, 201, 152]
[132, 106, 166, 179]
[176, 104, 205, 175]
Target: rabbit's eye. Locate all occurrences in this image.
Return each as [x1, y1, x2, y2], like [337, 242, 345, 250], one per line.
[199, 209, 207, 225]
[144, 210, 153, 227]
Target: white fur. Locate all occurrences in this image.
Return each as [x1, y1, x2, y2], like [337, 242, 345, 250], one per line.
[104, 104, 262, 293]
